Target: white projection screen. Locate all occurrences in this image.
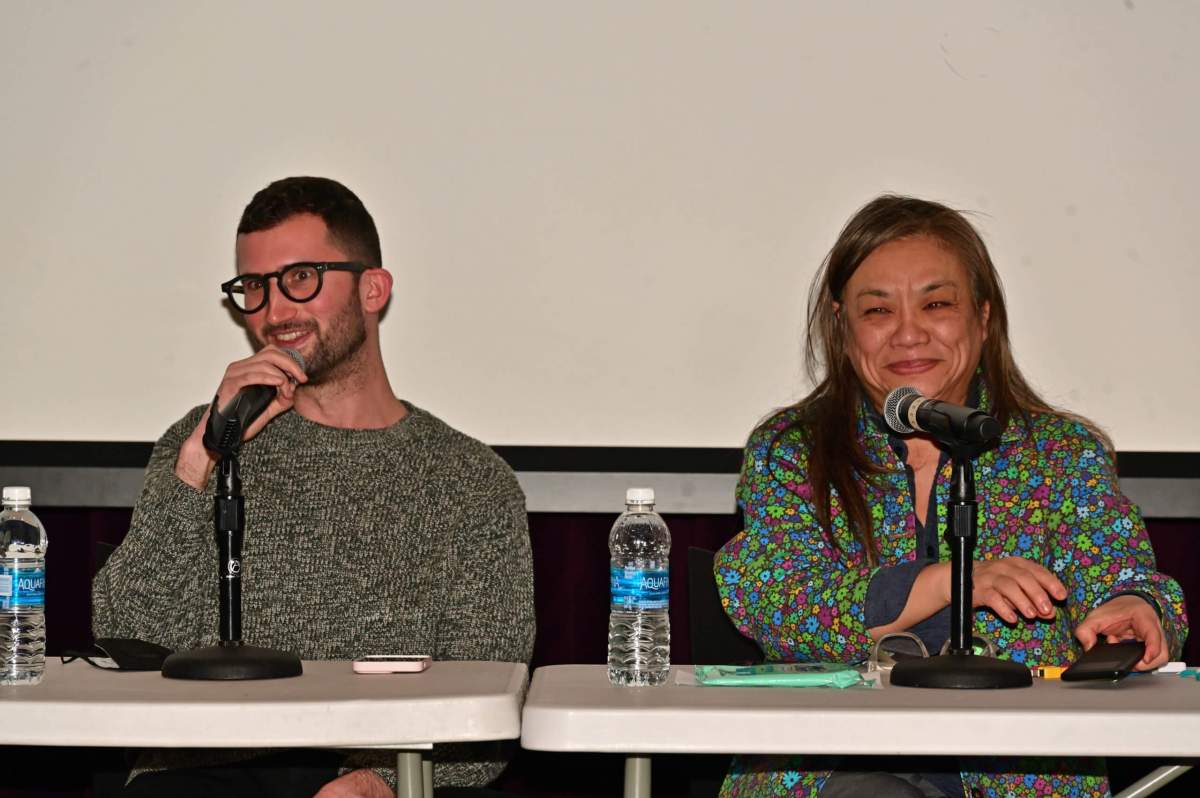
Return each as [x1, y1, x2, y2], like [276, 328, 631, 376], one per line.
[2, 2, 1198, 451]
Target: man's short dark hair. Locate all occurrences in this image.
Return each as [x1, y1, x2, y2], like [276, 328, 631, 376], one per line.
[238, 176, 382, 267]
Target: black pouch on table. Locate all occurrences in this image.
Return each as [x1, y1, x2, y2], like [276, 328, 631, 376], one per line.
[62, 638, 173, 671]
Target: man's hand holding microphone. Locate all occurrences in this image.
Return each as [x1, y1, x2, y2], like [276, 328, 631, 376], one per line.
[174, 347, 307, 490]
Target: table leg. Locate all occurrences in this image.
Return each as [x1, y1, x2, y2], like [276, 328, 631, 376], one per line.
[1114, 765, 1194, 798]
[423, 757, 434, 798]
[624, 755, 651, 798]
[396, 750, 424, 798]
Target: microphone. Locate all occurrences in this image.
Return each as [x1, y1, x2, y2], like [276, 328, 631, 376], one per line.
[203, 348, 305, 455]
[883, 386, 1001, 445]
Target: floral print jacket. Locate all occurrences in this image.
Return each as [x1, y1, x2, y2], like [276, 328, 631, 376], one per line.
[715, 397, 1187, 798]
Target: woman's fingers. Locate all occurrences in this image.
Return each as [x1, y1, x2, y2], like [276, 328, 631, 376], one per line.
[1074, 595, 1169, 670]
[973, 557, 1062, 621]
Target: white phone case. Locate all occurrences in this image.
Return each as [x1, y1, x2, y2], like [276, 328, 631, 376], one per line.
[352, 655, 431, 674]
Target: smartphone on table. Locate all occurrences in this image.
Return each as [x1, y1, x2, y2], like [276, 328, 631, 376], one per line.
[352, 655, 432, 674]
[1061, 641, 1145, 682]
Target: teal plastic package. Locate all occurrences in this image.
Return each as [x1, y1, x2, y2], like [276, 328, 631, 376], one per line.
[694, 662, 864, 688]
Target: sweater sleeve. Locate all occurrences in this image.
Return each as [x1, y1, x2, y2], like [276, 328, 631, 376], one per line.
[1047, 422, 1188, 658]
[437, 459, 533, 787]
[91, 406, 217, 650]
[436, 463, 535, 665]
[342, 452, 534, 790]
[715, 423, 879, 664]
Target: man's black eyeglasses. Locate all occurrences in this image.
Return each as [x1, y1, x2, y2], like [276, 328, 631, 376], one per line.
[221, 262, 368, 314]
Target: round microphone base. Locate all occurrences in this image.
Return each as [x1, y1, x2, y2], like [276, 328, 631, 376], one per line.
[161, 642, 302, 681]
[890, 652, 1032, 689]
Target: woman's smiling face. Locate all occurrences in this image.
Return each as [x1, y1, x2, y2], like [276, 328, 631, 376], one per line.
[838, 234, 989, 411]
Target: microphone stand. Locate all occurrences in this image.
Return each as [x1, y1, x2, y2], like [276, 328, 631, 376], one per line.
[162, 411, 302, 680]
[889, 441, 1031, 689]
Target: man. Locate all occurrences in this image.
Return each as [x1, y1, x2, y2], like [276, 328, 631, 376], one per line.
[93, 176, 535, 798]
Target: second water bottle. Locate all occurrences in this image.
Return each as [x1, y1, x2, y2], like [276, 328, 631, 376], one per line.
[607, 488, 671, 686]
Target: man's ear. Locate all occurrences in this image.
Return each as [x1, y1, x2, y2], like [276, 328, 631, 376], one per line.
[360, 268, 393, 314]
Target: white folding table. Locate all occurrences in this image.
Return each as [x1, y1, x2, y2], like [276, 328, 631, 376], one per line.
[0, 659, 527, 798]
[522, 664, 1200, 798]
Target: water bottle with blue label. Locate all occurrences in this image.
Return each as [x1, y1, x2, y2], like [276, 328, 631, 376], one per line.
[0, 487, 48, 685]
[607, 488, 671, 686]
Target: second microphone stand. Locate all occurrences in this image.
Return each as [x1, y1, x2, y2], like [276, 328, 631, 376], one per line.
[889, 443, 1031, 689]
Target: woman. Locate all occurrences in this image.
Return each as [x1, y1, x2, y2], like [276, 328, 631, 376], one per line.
[715, 195, 1187, 798]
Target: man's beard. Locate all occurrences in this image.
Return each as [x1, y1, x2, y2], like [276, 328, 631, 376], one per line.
[262, 299, 367, 386]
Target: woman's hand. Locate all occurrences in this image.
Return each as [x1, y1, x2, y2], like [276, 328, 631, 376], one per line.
[1075, 594, 1168, 671]
[971, 557, 1066, 624]
[868, 557, 1065, 641]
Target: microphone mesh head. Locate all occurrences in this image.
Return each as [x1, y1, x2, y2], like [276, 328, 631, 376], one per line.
[281, 348, 306, 384]
[282, 347, 306, 372]
[883, 386, 920, 434]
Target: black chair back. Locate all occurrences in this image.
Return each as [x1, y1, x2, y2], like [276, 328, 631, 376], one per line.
[95, 540, 117, 574]
[686, 546, 763, 665]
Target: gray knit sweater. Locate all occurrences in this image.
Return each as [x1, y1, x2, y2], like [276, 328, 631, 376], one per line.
[92, 401, 535, 789]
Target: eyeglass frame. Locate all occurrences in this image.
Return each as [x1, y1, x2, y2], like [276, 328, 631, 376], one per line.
[868, 631, 998, 673]
[220, 261, 369, 314]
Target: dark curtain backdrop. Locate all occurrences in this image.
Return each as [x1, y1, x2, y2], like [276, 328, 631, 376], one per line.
[35, 507, 1200, 667]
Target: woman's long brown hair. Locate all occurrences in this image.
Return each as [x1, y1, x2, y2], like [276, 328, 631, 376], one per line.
[765, 195, 1108, 565]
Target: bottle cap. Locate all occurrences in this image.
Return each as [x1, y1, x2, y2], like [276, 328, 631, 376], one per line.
[2, 486, 32, 504]
[625, 487, 655, 505]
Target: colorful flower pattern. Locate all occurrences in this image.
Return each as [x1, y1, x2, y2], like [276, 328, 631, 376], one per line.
[715, 395, 1188, 798]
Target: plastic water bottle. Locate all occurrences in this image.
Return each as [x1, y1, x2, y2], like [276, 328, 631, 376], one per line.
[607, 488, 671, 686]
[0, 487, 48, 685]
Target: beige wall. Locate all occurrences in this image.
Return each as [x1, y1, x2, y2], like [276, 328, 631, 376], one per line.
[2, 2, 1197, 449]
